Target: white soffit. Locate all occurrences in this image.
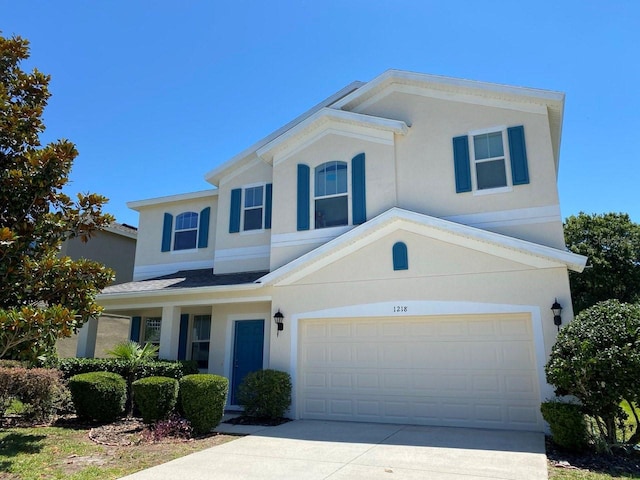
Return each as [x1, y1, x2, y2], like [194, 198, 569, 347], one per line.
[258, 207, 586, 286]
[257, 108, 409, 163]
[127, 189, 218, 210]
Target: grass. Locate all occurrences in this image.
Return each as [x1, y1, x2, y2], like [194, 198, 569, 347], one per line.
[0, 423, 236, 480]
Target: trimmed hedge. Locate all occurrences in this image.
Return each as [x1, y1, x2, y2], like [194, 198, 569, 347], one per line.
[179, 374, 228, 434]
[0, 366, 63, 422]
[132, 376, 179, 424]
[541, 400, 589, 451]
[238, 369, 291, 419]
[69, 372, 126, 422]
[58, 358, 198, 380]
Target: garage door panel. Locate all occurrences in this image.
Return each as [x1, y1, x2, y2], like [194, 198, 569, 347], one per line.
[299, 314, 541, 430]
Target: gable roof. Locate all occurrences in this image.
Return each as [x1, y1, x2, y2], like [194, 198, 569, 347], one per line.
[258, 207, 586, 286]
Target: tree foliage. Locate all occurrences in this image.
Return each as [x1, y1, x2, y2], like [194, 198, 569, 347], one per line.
[564, 212, 640, 313]
[0, 34, 113, 363]
[545, 300, 640, 447]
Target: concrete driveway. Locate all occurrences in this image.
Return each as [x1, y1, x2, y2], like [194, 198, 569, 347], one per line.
[120, 420, 547, 480]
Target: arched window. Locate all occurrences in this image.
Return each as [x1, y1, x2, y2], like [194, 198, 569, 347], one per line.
[314, 161, 348, 229]
[392, 242, 408, 270]
[174, 211, 198, 250]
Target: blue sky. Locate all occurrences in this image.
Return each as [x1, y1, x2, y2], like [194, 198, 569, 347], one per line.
[3, 1, 639, 227]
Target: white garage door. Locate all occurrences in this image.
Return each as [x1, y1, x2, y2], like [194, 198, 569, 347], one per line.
[299, 314, 542, 431]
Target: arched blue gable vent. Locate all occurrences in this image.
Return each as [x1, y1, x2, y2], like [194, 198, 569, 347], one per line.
[392, 242, 408, 271]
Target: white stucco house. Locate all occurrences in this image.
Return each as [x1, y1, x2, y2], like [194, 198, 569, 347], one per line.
[95, 70, 586, 432]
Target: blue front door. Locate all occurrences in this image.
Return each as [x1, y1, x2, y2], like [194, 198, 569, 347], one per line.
[231, 319, 264, 405]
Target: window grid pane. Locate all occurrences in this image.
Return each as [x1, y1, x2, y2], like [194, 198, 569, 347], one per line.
[476, 159, 507, 190]
[244, 186, 264, 208]
[315, 161, 347, 198]
[144, 318, 161, 344]
[176, 212, 198, 230]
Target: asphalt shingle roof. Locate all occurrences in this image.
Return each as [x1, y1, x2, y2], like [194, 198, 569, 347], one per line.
[101, 269, 267, 294]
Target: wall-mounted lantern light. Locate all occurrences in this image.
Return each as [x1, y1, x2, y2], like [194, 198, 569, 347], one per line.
[274, 309, 284, 336]
[551, 299, 563, 331]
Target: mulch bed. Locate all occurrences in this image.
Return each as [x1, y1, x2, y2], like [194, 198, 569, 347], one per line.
[546, 437, 640, 476]
[224, 415, 291, 426]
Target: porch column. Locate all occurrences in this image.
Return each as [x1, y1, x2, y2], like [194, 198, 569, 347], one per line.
[75, 317, 98, 358]
[159, 306, 181, 360]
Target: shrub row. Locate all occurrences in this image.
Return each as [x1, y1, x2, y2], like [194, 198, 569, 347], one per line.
[0, 366, 63, 422]
[69, 372, 127, 422]
[541, 400, 589, 451]
[132, 376, 179, 424]
[58, 357, 198, 380]
[238, 369, 291, 419]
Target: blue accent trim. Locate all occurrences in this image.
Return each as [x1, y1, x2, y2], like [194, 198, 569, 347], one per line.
[265, 183, 272, 229]
[178, 314, 189, 361]
[231, 320, 264, 404]
[297, 164, 310, 231]
[392, 242, 409, 271]
[198, 207, 210, 248]
[508, 125, 530, 185]
[229, 188, 242, 233]
[130, 316, 141, 342]
[351, 153, 366, 225]
[453, 136, 472, 193]
[161, 213, 173, 252]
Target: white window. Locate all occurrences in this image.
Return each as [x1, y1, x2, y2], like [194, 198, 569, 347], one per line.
[143, 317, 161, 347]
[190, 315, 211, 369]
[314, 161, 348, 229]
[470, 129, 511, 192]
[243, 185, 264, 231]
[174, 211, 198, 250]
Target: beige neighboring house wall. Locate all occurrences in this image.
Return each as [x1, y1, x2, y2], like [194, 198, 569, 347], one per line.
[95, 70, 587, 432]
[56, 223, 137, 358]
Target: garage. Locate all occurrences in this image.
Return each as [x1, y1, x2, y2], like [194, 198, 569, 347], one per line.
[299, 313, 542, 431]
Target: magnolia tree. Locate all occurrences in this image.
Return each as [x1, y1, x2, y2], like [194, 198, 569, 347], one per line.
[545, 300, 640, 446]
[0, 34, 113, 363]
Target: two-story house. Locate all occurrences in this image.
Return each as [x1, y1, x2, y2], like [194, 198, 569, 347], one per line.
[96, 70, 586, 432]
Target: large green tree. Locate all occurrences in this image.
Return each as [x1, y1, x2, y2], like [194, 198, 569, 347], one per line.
[564, 212, 640, 314]
[0, 34, 114, 363]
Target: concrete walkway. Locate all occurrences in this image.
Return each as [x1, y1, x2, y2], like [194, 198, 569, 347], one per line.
[120, 420, 548, 480]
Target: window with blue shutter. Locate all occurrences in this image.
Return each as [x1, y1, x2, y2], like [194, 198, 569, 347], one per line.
[130, 316, 141, 342]
[507, 125, 530, 185]
[197, 207, 210, 248]
[265, 183, 272, 229]
[352, 153, 366, 225]
[453, 136, 472, 193]
[297, 164, 310, 231]
[177, 314, 189, 361]
[392, 242, 409, 271]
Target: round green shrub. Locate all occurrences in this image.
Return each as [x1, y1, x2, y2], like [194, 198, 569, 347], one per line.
[179, 374, 228, 434]
[541, 400, 589, 451]
[68, 371, 126, 422]
[238, 369, 291, 419]
[132, 376, 179, 424]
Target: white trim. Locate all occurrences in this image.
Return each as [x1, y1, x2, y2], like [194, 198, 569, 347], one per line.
[258, 207, 587, 286]
[289, 300, 549, 425]
[133, 260, 214, 281]
[100, 295, 272, 312]
[104, 225, 138, 239]
[214, 245, 270, 263]
[257, 108, 407, 163]
[443, 205, 562, 229]
[271, 225, 352, 249]
[128, 190, 218, 210]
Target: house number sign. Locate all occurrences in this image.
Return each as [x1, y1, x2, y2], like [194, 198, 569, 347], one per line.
[393, 305, 408, 313]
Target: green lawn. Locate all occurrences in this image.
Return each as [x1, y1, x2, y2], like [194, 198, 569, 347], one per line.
[0, 424, 235, 480]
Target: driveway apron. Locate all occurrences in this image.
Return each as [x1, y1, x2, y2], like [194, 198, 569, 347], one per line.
[119, 420, 547, 480]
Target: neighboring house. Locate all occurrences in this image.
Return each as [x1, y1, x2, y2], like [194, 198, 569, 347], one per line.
[56, 223, 137, 358]
[95, 70, 586, 432]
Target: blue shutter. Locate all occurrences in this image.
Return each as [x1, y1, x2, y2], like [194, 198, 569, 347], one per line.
[508, 125, 530, 185]
[197, 207, 210, 248]
[351, 153, 366, 225]
[297, 164, 310, 231]
[161, 213, 173, 252]
[264, 183, 273, 229]
[452, 136, 472, 193]
[392, 242, 408, 271]
[130, 316, 141, 342]
[229, 188, 241, 233]
[177, 314, 189, 361]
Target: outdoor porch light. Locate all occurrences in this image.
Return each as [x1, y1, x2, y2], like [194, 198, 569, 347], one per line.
[274, 309, 284, 336]
[551, 299, 563, 331]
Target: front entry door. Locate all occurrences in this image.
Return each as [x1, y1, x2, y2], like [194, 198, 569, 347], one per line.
[231, 319, 264, 404]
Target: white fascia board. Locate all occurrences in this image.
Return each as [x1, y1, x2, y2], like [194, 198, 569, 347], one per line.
[97, 281, 263, 303]
[127, 189, 218, 211]
[104, 225, 138, 240]
[256, 108, 408, 162]
[204, 81, 365, 186]
[258, 207, 586, 286]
